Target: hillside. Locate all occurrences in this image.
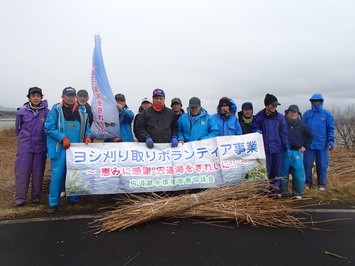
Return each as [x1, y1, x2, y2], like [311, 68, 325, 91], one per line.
[0, 105, 16, 112]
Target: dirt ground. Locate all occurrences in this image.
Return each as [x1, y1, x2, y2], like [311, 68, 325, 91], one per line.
[1, 136, 354, 220]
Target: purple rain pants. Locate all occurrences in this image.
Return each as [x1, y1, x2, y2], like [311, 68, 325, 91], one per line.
[14, 151, 47, 204]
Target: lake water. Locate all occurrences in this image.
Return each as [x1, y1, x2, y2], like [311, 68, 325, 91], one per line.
[0, 119, 15, 128]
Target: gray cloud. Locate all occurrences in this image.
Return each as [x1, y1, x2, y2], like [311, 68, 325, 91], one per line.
[1, 0, 354, 115]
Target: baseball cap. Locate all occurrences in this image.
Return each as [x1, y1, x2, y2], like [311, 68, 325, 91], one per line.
[286, 104, 300, 113]
[62, 87, 76, 96]
[171, 97, 182, 105]
[141, 97, 151, 104]
[189, 97, 201, 108]
[27, 87, 43, 97]
[242, 102, 253, 110]
[153, 88, 165, 97]
[77, 89, 89, 97]
[115, 93, 126, 101]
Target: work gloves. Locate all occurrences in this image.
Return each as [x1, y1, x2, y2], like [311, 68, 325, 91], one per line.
[62, 136, 71, 149]
[171, 136, 178, 147]
[285, 144, 291, 157]
[85, 135, 92, 145]
[146, 135, 154, 149]
[62, 135, 92, 149]
[328, 141, 335, 151]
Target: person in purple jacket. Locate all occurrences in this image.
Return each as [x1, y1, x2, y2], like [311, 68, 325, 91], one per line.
[252, 93, 290, 196]
[13, 87, 49, 207]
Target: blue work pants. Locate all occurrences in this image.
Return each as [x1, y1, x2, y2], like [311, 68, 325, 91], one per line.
[303, 149, 328, 188]
[280, 150, 305, 196]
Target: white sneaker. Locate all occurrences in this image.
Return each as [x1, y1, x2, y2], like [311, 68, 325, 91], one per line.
[319, 187, 326, 191]
[292, 195, 302, 199]
[304, 184, 310, 189]
[60, 192, 66, 198]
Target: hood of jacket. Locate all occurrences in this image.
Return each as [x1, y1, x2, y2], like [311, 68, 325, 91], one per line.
[215, 98, 237, 115]
[310, 93, 324, 112]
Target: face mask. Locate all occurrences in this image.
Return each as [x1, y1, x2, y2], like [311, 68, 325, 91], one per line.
[311, 102, 322, 112]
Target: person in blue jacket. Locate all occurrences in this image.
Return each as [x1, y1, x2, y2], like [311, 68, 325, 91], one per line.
[45, 87, 92, 214]
[105, 93, 134, 142]
[302, 94, 335, 190]
[280, 105, 313, 199]
[252, 93, 290, 196]
[178, 97, 219, 143]
[212, 97, 242, 136]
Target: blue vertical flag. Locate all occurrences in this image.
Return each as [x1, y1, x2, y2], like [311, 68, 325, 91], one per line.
[90, 35, 120, 140]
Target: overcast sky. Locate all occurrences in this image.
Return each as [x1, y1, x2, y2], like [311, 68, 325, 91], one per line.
[1, 0, 354, 114]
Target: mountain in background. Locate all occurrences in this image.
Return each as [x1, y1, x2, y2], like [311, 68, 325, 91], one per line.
[0, 105, 16, 112]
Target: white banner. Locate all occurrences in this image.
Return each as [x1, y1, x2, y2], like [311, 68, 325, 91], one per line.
[66, 133, 266, 195]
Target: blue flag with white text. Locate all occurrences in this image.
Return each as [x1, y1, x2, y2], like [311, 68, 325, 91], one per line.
[90, 35, 120, 140]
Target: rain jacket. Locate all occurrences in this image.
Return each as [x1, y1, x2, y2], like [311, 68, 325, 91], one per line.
[15, 100, 49, 153]
[178, 107, 219, 142]
[135, 106, 178, 143]
[285, 117, 313, 150]
[212, 98, 242, 136]
[302, 94, 335, 150]
[252, 109, 289, 154]
[106, 106, 134, 142]
[119, 106, 134, 142]
[45, 102, 92, 159]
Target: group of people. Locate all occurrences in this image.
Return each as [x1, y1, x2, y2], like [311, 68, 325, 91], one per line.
[13, 87, 335, 214]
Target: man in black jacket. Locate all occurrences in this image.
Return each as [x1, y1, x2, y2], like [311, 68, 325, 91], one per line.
[76, 89, 93, 126]
[135, 88, 178, 149]
[238, 102, 253, 134]
[280, 104, 313, 199]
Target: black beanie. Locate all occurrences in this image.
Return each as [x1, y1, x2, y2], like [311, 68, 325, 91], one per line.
[264, 93, 280, 106]
[218, 97, 230, 108]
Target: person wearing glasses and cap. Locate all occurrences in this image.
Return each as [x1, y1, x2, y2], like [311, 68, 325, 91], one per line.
[45, 87, 92, 214]
[178, 97, 219, 143]
[133, 97, 152, 142]
[135, 88, 178, 148]
[13, 87, 49, 207]
[302, 93, 335, 191]
[252, 93, 290, 197]
[170, 97, 185, 119]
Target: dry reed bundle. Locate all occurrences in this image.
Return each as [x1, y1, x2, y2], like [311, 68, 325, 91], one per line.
[92, 180, 307, 233]
[179, 194, 305, 229]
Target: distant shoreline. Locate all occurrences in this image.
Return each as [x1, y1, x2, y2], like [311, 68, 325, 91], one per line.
[0, 111, 16, 119]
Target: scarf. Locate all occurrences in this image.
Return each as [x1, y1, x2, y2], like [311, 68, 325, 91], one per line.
[62, 101, 80, 122]
[152, 102, 165, 112]
[242, 116, 253, 125]
[286, 116, 299, 126]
